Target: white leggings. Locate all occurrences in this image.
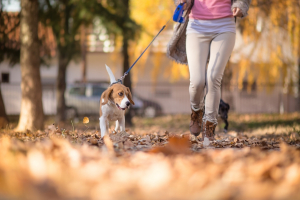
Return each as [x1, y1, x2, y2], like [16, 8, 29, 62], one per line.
[186, 32, 236, 124]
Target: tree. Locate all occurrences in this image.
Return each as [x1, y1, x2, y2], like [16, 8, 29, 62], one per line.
[15, 0, 44, 131]
[0, 1, 20, 129]
[80, 25, 87, 83]
[0, 84, 8, 129]
[231, 0, 300, 95]
[39, 0, 82, 123]
[76, 0, 141, 125]
[119, 0, 134, 126]
[106, 0, 141, 125]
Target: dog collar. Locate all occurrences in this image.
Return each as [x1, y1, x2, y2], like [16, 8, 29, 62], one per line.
[110, 79, 123, 87]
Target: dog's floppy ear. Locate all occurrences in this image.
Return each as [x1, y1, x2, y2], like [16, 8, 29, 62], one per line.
[101, 87, 113, 105]
[126, 87, 135, 105]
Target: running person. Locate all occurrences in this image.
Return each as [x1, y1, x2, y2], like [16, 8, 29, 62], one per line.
[167, 0, 251, 145]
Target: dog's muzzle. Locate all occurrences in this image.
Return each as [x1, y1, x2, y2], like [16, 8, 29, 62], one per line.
[116, 101, 131, 110]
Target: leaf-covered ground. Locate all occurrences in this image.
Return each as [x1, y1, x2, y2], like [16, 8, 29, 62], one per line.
[1, 113, 300, 200]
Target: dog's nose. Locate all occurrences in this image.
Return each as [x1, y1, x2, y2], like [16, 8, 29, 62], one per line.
[126, 101, 130, 107]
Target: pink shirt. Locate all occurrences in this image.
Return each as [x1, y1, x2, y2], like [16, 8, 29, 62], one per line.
[189, 0, 233, 20]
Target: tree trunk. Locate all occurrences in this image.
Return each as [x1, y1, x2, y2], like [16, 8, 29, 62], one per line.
[0, 84, 8, 128]
[298, 57, 300, 111]
[55, 2, 72, 124]
[122, 0, 133, 126]
[55, 53, 68, 123]
[16, 0, 44, 131]
[81, 25, 87, 83]
[123, 36, 133, 126]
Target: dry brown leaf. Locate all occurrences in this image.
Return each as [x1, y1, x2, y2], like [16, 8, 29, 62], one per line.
[124, 140, 134, 150]
[90, 138, 98, 145]
[150, 136, 191, 155]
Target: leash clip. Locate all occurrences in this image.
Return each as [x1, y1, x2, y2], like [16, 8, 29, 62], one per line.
[119, 72, 128, 83]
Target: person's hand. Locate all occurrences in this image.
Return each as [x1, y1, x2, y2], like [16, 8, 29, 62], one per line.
[180, 0, 187, 10]
[232, 7, 243, 17]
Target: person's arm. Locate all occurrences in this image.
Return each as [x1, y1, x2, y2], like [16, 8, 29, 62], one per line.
[232, 0, 252, 18]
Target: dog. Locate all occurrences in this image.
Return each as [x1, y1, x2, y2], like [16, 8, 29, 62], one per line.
[99, 65, 135, 138]
[218, 99, 230, 132]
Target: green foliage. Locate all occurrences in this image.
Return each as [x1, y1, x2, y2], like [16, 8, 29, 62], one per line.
[39, 0, 82, 64]
[72, 0, 141, 39]
[0, 0, 141, 67]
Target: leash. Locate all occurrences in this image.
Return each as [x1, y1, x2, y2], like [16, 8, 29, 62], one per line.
[118, 21, 170, 83]
[113, 4, 186, 85]
[114, 19, 172, 85]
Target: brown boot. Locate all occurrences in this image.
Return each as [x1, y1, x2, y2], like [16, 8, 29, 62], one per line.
[189, 108, 203, 136]
[202, 121, 217, 141]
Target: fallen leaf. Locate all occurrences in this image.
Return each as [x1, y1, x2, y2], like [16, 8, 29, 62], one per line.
[83, 117, 89, 124]
[261, 141, 268, 146]
[124, 140, 134, 150]
[150, 136, 191, 155]
[90, 138, 98, 145]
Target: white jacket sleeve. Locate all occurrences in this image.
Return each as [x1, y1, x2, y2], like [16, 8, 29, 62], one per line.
[232, 0, 252, 18]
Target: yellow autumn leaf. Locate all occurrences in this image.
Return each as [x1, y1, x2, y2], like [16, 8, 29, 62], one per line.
[83, 117, 89, 124]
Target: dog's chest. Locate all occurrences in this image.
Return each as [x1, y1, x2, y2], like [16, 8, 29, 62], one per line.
[103, 105, 124, 121]
[108, 111, 122, 121]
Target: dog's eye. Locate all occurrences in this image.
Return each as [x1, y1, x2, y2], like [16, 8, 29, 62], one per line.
[118, 92, 123, 96]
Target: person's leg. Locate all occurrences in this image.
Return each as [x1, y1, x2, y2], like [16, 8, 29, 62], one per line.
[204, 32, 236, 126]
[186, 33, 211, 136]
[186, 33, 211, 110]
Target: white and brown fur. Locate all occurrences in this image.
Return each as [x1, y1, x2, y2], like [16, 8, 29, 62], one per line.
[99, 65, 134, 138]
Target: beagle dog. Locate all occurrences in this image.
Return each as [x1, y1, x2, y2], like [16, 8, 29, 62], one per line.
[99, 65, 135, 138]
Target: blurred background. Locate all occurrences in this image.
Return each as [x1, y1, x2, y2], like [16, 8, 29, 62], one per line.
[1, 2, 300, 199]
[0, 0, 299, 130]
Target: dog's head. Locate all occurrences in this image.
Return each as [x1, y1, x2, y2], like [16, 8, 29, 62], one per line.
[101, 65, 134, 110]
[101, 83, 135, 110]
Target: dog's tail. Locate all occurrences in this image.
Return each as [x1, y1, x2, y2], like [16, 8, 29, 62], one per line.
[105, 64, 117, 84]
